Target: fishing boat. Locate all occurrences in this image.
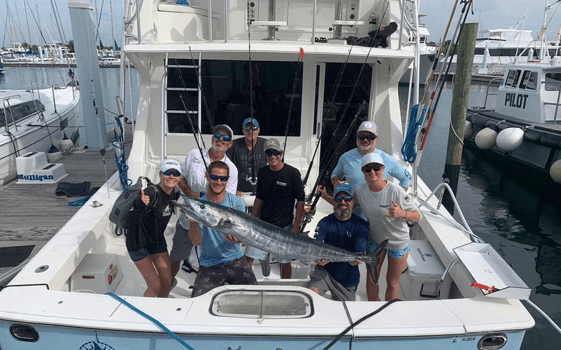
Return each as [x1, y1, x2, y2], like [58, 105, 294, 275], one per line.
[0, 0, 536, 349]
[0, 84, 80, 186]
[399, 23, 436, 85]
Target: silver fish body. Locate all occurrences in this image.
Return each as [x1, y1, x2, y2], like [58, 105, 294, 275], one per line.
[173, 195, 386, 266]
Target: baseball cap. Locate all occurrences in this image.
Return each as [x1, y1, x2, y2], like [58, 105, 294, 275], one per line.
[264, 138, 282, 152]
[333, 183, 352, 197]
[361, 152, 384, 167]
[242, 118, 260, 128]
[357, 121, 377, 135]
[213, 124, 234, 138]
[160, 159, 182, 174]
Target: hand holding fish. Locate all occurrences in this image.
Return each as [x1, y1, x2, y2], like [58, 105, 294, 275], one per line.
[385, 201, 406, 219]
[315, 259, 329, 266]
[225, 234, 241, 243]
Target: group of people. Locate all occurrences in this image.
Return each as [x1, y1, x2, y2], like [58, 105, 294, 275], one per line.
[125, 118, 420, 302]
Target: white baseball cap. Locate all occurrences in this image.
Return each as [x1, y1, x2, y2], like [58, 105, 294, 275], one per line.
[160, 159, 182, 174]
[361, 152, 384, 168]
[357, 121, 377, 135]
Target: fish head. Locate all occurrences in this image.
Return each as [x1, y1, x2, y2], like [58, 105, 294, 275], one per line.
[174, 194, 221, 227]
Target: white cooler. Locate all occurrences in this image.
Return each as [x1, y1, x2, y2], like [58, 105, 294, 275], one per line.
[400, 240, 451, 300]
[71, 254, 123, 294]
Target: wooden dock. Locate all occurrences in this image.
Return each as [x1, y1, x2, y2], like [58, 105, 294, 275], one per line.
[0, 125, 133, 276]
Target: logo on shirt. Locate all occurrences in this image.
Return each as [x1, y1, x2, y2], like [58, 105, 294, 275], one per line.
[276, 181, 287, 186]
[346, 231, 352, 238]
[162, 205, 172, 217]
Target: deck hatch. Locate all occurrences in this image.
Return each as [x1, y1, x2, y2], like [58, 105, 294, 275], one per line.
[211, 290, 312, 319]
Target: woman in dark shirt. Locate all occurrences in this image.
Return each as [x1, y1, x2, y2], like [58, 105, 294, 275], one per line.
[126, 160, 181, 297]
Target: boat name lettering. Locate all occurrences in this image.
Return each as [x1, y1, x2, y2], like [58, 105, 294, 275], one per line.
[17, 174, 55, 181]
[504, 93, 528, 109]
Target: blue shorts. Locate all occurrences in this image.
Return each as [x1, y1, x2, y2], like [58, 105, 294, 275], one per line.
[368, 241, 410, 259]
[244, 224, 293, 264]
[128, 243, 168, 262]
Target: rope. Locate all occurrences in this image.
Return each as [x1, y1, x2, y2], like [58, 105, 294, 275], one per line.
[105, 292, 196, 350]
[401, 104, 426, 163]
[111, 116, 131, 189]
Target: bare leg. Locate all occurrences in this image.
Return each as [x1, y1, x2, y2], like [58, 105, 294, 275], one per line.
[366, 252, 386, 301]
[170, 260, 181, 278]
[150, 252, 173, 297]
[385, 252, 408, 301]
[134, 257, 163, 297]
[281, 263, 292, 279]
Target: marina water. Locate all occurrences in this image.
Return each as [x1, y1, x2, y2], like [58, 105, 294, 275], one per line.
[2, 67, 560, 348]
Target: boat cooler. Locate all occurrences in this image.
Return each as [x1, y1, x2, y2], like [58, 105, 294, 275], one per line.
[71, 254, 123, 294]
[400, 240, 451, 300]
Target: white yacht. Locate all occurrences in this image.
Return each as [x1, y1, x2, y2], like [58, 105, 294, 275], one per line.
[0, 0, 535, 349]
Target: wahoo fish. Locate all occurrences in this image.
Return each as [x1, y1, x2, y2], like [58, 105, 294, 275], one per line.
[173, 195, 388, 283]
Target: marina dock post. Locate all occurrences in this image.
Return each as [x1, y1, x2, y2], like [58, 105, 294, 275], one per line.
[443, 22, 478, 215]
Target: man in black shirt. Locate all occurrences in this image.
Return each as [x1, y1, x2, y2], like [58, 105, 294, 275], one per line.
[245, 138, 305, 279]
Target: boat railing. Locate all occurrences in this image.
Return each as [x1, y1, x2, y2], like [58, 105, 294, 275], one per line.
[482, 77, 502, 108]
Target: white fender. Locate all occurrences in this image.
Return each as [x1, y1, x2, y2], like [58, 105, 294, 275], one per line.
[550, 159, 561, 183]
[464, 121, 474, 140]
[496, 128, 524, 152]
[474, 127, 497, 150]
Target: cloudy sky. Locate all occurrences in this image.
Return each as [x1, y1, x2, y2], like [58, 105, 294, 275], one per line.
[1, 0, 560, 48]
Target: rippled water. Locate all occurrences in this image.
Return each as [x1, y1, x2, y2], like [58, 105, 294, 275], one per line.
[2, 67, 559, 348]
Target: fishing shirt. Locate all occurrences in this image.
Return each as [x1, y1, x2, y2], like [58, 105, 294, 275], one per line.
[226, 137, 268, 192]
[126, 185, 179, 251]
[198, 192, 245, 267]
[354, 182, 418, 251]
[256, 163, 305, 228]
[178, 148, 238, 229]
[331, 148, 412, 191]
[315, 214, 369, 287]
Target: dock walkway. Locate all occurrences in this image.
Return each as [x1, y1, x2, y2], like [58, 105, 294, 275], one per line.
[0, 125, 133, 276]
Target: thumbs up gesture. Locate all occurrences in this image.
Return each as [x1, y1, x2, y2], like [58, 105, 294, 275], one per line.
[384, 201, 403, 219]
[140, 189, 150, 206]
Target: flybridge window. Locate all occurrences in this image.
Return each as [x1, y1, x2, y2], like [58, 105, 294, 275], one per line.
[166, 59, 302, 136]
[519, 71, 538, 91]
[505, 69, 521, 87]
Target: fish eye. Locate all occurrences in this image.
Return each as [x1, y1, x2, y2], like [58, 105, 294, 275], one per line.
[200, 204, 205, 209]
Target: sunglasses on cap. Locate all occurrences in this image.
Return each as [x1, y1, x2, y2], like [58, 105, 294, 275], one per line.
[162, 169, 181, 177]
[362, 164, 383, 173]
[243, 126, 259, 132]
[214, 132, 231, 142]
[334, 196, 353, 203]
[357, 134, 377, 141]
[209, 174, 229, 182]
[265, 150, 282, 157]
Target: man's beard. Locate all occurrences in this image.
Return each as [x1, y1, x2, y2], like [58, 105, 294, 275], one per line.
[212, 143, 229, 153]
[334, 206, 352, 218]
[357, 144, 374, 153]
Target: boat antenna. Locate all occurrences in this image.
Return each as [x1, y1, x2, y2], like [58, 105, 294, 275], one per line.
[300, 101, 366, 233]
[282, 48, 305, 160]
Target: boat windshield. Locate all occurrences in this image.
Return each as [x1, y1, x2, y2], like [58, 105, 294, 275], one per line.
[0, 99, 45, 128]
[166, 59, 303, 136]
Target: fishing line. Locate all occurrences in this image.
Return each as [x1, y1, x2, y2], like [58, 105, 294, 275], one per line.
[282, 48, 304, 158]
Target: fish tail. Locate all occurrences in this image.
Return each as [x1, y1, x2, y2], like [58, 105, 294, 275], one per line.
[364, 239, 389, 285]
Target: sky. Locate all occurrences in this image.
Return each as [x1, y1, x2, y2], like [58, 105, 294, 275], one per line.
[1, 0, 560, 48]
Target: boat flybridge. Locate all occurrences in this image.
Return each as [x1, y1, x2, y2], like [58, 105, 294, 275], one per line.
[0, 0, 534, 349]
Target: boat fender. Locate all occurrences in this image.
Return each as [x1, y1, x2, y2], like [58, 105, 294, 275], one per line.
[496, 127, 524, 152]
[464, 121, 474, 140]
[59, 138, 74, 155]
[550, 159, 561, 183]
[474, 127, 498, 150]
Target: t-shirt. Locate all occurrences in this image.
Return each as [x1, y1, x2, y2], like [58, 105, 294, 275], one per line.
[198, 193, 246, 267]
[226, 137, 268, 192]
[354, 181, 418, 251]
[315, 214, 369, 287]
[331, 148, 412, 191]
[126, 185, 180, 251]
[178, 148, 238, 229]
[256, 163, 305, 228]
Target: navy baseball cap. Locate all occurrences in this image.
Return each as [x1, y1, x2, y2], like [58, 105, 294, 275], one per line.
[242, 118, 260, 128]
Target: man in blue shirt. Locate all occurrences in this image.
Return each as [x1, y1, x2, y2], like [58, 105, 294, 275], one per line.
[187, 161, 257, 297]
[307, 184, 369, 301]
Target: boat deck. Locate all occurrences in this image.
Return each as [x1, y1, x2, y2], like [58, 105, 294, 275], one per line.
[0, 125, 133, 277]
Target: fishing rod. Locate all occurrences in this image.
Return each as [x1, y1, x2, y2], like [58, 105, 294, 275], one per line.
[282, 48, 305, 160]
[247, 22, 257, 188]
[180, 93, 209, 172]
[300, 101, 366, 233]
[188, 47, 215, 130]
[301, 33, 359, 187]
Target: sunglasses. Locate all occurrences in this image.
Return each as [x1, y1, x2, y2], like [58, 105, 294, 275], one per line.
[362, 164, 383, 173]
[209, 174, 229, 182]
[162, 169, 181, 177]
[357, 134, 377, 141]
[334, 196, 353, 203]
[243, 126, 259, 132]
[265, 150, 282, 157]
[214, 132, 231, 142]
